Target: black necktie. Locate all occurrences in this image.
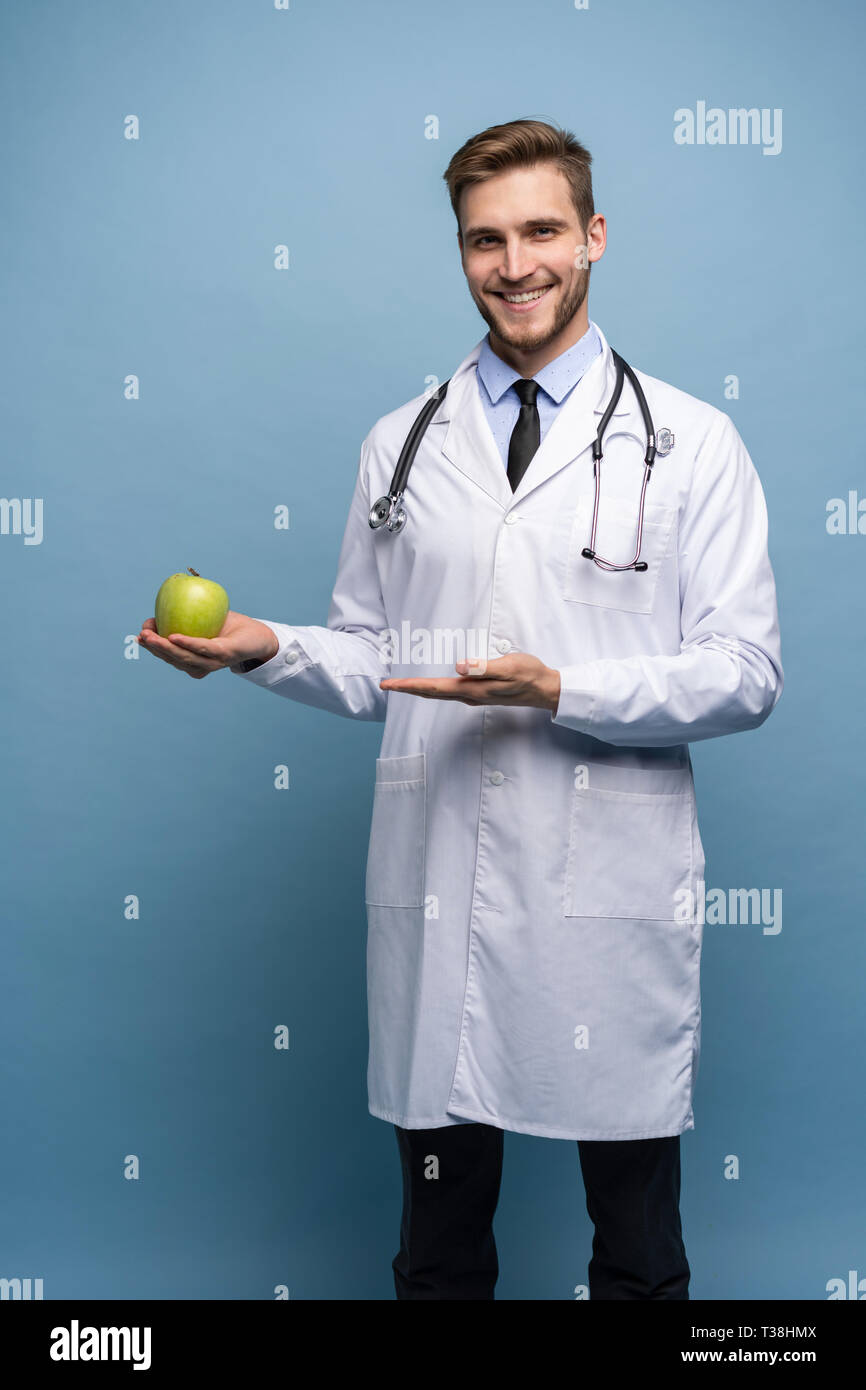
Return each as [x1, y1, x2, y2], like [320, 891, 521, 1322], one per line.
[506, 379, 540, 492]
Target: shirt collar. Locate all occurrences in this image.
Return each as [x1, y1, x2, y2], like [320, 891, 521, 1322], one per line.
[477, 320, 602, 406]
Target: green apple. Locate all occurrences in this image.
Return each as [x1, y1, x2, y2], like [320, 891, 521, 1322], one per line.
[154, 567, 229, 639]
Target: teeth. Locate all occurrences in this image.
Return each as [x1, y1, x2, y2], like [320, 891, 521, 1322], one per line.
[502, 287, 550, 303]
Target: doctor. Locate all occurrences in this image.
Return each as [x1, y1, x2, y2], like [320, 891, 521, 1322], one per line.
[138, 118, 783, 1301]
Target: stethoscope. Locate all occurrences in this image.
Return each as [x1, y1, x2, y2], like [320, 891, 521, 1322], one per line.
[368, 349, 673, 573]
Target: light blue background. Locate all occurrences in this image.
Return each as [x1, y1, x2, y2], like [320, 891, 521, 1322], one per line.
[2, 0, 863, 1300]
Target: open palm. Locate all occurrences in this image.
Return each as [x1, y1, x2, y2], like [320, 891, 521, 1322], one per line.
[137, 609, 278, 679]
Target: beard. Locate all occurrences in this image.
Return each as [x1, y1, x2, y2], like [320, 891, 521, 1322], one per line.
[471, 269, 590, 355]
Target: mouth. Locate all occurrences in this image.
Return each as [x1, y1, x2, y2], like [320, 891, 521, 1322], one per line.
[491, 284, 554, 314]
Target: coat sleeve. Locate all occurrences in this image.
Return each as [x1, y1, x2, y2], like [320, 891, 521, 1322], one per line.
[230, 436, 390, 722]
[550, 411, 784, 747]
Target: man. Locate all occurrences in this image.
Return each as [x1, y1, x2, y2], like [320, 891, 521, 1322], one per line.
[138, 118, 783, 1300]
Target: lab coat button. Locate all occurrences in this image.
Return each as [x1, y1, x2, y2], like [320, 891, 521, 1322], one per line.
[504, 513, 518, 525]
[489, 770, 505, 785]
[495, 639, 511, 653]
[284, 650, 299, 664]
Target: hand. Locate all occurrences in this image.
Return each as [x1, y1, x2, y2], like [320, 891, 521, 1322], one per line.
[137, 610, 280, 679]
[379, 652, 561, 712]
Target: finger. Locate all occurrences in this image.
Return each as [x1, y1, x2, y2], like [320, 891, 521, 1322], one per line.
[456, 658, 490, 676]
[139, 631, 223, 674]
[139, 629, 217, 663]
[382, 681, 488, 701]
[456, 657, 524, 680]
[382, 677, 490, 695]
[167, 633, 228, 662]
[380, 677, 456, 691]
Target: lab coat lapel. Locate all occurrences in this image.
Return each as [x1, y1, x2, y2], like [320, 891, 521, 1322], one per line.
[436, 323, 645, 510]
[436, 346, 513, 510]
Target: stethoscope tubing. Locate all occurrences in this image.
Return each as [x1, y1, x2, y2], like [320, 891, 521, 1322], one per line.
[582, 350, 657, 572]
[369, 350, 658, 572]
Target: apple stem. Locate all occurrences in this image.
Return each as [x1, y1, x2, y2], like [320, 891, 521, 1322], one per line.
[188, 567, 200, 577]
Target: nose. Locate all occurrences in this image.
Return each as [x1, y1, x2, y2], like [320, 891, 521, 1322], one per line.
[498, 238, 537, 284]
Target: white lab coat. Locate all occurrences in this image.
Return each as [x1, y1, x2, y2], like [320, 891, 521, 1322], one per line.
[235, 321, 783, 1140]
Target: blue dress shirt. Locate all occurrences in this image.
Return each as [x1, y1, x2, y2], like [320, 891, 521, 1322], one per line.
[476, 320, 603, 470]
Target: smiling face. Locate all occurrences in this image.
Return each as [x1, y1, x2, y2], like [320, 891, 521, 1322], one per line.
[457, 162, 605, 375]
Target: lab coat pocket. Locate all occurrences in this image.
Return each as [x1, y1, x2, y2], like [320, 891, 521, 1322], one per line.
[365, 752, 427, 908]
[563, 781, 692, 921]
[563, 492, 675, 615]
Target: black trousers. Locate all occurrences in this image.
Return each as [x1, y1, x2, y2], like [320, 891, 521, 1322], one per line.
[392, 1120, 690, 1300]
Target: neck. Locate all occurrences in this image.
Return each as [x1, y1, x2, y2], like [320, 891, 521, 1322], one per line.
[488, 306, 591, 378]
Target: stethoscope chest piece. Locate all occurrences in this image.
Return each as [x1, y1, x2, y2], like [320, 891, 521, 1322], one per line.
[369, 379, 450, 537]
[369, 494, 407, 533]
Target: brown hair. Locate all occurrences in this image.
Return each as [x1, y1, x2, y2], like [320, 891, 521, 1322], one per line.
[442, 118, 594, 238]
